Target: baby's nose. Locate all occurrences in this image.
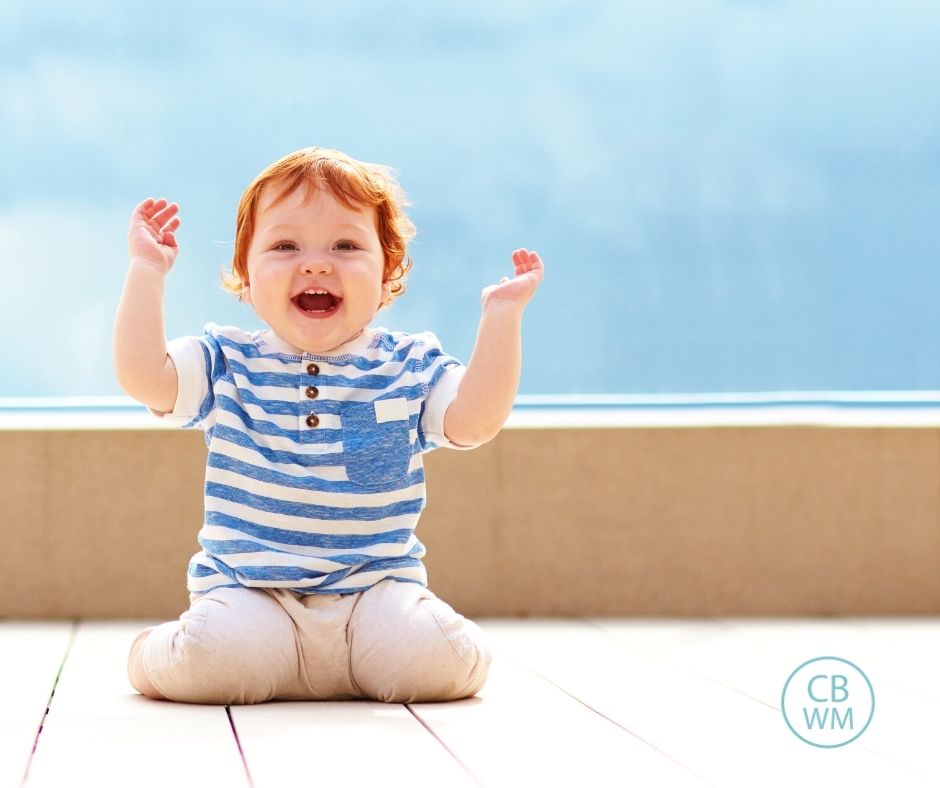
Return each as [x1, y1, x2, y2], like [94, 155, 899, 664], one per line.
[301, 254, 332, 275]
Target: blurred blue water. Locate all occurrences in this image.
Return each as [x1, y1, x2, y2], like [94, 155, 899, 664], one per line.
[2, 1, 940, 397]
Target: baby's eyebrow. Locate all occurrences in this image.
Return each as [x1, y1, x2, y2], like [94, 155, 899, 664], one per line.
[263, 222, 371, 235]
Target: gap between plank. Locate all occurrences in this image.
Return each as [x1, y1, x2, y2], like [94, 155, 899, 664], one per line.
[225, 705, 255, 788]
[491, 646, 715, 787]
[20, 620, 79, 788]
[405, 703, 485, 788]
[584, 619, 782, 713]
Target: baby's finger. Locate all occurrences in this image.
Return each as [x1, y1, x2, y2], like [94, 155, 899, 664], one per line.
[151, 202, 179, 229]
[131, 198, 157, 224]
[515, 249, 540, 274]
[146, 197, 168, 216]
[520, 260, 544, 286]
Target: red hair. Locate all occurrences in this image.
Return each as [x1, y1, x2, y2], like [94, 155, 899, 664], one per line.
[221, 147, 415, 302]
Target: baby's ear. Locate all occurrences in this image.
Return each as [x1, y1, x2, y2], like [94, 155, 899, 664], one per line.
[380, 280, 393, 308]
[240, 283, 252, 305]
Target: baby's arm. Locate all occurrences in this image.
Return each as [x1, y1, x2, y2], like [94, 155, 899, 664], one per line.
[113, 198, 182, 413]
[443, 248, 544, 447]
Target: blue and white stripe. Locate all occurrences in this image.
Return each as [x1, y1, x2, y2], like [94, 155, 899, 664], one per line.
[162, 323, 465, 596]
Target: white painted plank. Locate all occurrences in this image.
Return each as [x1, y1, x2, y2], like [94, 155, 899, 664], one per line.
[25, 622, 247, 788]
[410, 626, 708, 788]
[846, 618, 940, 699]
[231, 701, 477, 788]
[0, 622, 73, 787]
[483, 619, 934, 788]
[12, 618, 935, 788]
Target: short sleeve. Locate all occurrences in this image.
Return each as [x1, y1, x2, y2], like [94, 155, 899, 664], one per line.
[415, 332, 479, 451]
[421, 365, 477, 450]
[150, 331, 216, 430]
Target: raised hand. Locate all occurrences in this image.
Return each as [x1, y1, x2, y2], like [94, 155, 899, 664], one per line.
[481, 248, 544, 309]
[128, 198, 181, 274]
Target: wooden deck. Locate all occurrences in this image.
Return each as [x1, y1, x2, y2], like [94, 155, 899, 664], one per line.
[3, 618, 938, 787]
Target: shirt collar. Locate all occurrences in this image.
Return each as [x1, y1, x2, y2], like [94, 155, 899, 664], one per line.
[258, 327, 379, 358]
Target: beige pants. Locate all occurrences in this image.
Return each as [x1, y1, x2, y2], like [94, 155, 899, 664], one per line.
[130, 579, 491, 705]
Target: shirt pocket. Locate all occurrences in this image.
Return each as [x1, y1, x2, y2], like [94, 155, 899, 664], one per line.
[342, 398, 413, 487]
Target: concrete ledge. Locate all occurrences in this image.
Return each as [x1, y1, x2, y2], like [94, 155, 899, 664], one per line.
[2, 405, 939, 619]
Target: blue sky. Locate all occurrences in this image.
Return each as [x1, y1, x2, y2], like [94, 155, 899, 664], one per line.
[3, 1, 940, 395]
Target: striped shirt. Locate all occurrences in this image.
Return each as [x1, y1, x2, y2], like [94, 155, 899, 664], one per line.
[158, 322, 470, 596]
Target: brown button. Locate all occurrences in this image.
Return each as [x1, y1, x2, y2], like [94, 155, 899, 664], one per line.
[305, 414, 320, 428]
[306, 362, 319, 375]
[305, 385, 319, 399]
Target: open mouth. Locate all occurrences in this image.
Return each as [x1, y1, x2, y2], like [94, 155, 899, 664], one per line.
[292, 289, 342, 316]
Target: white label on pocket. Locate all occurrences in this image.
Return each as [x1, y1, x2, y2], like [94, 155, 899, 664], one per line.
[374, 397, 409, 424]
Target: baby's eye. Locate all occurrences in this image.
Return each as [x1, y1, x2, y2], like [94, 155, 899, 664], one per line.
[272, 241, 298, 252]
[334, 240, 358, 251]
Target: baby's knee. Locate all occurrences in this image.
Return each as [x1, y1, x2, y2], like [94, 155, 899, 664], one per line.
[351, 590, 492, 703]
[431, 616, 491, 700]
[396, 614, 490, 702]
[127, 626, 165, 699]
[135, 590, 297, 704]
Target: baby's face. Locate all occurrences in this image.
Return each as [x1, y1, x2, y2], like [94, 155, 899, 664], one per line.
[244, 182, 389, 354]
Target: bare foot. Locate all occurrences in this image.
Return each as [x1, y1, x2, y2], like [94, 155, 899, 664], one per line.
[128, 626, 167, 700]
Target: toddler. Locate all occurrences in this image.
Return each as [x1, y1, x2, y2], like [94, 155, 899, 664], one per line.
[113, 147, 544, 704]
